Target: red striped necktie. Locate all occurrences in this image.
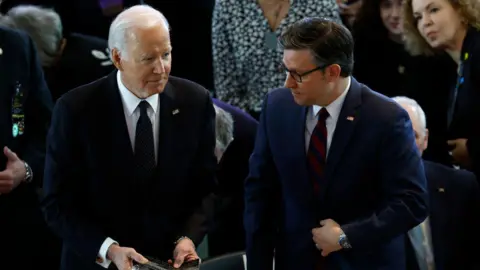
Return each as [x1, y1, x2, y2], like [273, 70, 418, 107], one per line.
[307, 107, 329, 196]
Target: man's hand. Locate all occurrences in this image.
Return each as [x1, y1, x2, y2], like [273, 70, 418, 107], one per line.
[447, 138, 471, 168]
[170, 238, 199, 269]
[312, 219, 343, 257]
[107, 244, 148, 270]
[0, 147, 26, 194]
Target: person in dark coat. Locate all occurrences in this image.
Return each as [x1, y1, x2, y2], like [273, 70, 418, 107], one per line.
[0, 26, 57, 270]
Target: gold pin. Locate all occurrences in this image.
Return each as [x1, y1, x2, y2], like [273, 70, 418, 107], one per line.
[346, 116, 354, 121]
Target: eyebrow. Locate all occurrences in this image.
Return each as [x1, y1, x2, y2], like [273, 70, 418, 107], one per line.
[414, 2, 434, 14]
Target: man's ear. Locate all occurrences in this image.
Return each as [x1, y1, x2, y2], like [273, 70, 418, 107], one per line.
[111, 48, 124, 71]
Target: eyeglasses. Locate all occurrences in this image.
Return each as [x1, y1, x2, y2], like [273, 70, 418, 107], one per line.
[279, 63, 329, 83]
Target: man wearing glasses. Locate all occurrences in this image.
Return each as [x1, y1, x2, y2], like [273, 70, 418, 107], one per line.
[244, 18, 428, 270]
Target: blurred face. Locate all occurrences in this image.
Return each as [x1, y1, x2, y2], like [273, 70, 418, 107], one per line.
[400, 103, 429, 155]
[113, 23, 172, 98]
[412, 0, 465, 50]
[380, 0, 404, 36]
[283, 49, 342, 106]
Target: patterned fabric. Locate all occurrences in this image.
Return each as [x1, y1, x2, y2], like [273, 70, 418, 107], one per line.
[212, 0, 341, 113]
[134, 101, 155, 181]
[307, 108, 329, 195]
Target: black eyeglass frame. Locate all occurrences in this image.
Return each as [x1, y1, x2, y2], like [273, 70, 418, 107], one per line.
[280, 63, 330, 82]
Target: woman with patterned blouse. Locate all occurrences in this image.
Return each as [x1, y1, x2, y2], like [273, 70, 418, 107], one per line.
[212, 0, 341, 118]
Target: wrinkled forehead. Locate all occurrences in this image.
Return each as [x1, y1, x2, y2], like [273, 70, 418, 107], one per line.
[126, 24, 171, 51]
[412, 0, 437, 13]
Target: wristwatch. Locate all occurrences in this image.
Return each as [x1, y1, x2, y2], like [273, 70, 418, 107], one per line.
[174, 236, 192, 246]
[23, 161, 33, 183]
[338, 232, 352, 249]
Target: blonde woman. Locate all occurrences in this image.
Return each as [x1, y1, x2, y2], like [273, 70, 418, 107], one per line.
[403, 0, 480, 176]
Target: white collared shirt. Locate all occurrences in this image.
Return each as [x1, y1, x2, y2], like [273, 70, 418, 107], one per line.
[305, 77, 351, 156]
[117, 71, 160, 162]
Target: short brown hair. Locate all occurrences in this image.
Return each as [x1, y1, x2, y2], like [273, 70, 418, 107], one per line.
[279, 17, 354, 77]
[403, 0, 480, 56]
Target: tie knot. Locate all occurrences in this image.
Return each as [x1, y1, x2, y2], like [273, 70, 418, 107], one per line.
[319, 108, 329, 121]
[138, 100, 150, 116]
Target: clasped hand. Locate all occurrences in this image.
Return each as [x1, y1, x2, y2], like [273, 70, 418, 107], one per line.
[0, 146, 26, 195]
[312, 219, 344, 257]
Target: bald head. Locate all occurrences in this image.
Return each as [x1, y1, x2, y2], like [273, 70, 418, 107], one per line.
[108, 5, 169, 60]
[392, 96, 429, 155]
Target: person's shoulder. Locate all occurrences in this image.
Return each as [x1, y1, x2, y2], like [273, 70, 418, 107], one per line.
[0, 26, 29, 49]
[56, 75, 109, 112]
[355, 79, 405, 119]
[168, 76, 211, 99]
[424, 160, 477, 189]
[266, 87, 293, 104]
[213, 98, 258, 133]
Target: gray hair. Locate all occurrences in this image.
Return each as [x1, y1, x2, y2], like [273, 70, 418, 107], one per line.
[392, 96, 427, 135]
[213, 105, 234, 153]
[108, 5, 169, 60]
[0, 14, 14, 27]
[7, 5, 63, 67]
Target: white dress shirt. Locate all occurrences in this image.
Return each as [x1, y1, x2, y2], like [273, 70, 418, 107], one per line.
[96, 71, 160, 268]
[408, 218, 436, 270]
[305, 77, 351, 155]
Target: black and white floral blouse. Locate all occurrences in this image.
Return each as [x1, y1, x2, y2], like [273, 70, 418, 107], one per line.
[212, 0, 341, 113]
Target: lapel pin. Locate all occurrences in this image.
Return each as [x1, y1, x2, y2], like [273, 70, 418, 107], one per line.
[172, 109, 180, 115]
[346, 116, 354, 121]
[438, 188, 445, 192]
[0, 48, 3, 55]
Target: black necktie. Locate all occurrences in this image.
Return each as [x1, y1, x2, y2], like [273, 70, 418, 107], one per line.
[134, 100, 155, 181]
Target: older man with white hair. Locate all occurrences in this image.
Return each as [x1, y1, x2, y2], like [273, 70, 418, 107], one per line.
[393, 96, 480, 270]
[42, 5, 217, 270]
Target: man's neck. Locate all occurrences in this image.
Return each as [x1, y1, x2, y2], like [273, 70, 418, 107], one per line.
[317, 77, 350, 107]
[120, 72, 151, 99]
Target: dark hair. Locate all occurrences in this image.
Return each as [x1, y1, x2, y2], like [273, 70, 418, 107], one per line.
[279, 17, 354, 77]
[353, 0, 388, 38]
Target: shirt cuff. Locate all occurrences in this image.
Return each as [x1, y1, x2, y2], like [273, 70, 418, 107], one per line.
[96, 237, 118, 268]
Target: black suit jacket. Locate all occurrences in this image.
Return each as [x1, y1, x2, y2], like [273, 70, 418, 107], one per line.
[406, 160, 480, 270]
[448, 27, 480, 178]
[42, 71, 217, 270]
[0, 27, 56, 268]
[209, 98, 258, 257]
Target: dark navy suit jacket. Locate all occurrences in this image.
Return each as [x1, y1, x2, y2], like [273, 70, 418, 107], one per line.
[245, 78, 428, 270]
[405, 160, 480, 270]
[0, 26, 58, 269]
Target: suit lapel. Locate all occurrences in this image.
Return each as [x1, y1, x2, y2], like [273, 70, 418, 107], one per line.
[292, 105, 311, 191]
[103, 71, 135, 179]
[324, 78, 362, 187]
[156, 82, 179, 177]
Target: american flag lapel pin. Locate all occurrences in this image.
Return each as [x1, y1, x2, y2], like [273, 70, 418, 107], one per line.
[172, 109, 180, 115]
[346, 116, 354, 121]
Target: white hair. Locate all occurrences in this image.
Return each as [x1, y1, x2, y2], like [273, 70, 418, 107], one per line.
[392, 96, 427, 135]
[213, 105, 234, 153]
[108, 5, 169, 60]
[6, 5, 63, 67]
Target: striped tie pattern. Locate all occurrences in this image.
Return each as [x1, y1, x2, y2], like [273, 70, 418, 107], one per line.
[307, 108, 329, 196]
